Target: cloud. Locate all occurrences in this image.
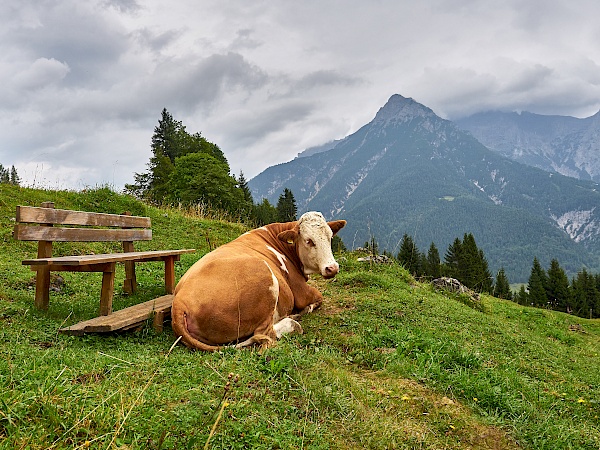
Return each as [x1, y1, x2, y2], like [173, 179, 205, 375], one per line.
[1, 0, 600, 190]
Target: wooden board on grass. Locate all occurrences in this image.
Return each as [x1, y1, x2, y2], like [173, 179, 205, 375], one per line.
[59, 295, 173, 335]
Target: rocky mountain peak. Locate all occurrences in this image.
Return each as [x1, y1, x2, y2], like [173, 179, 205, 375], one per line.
[373, 94, 435, 124]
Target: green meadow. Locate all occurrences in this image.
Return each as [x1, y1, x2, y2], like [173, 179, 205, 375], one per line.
[0, 184, 598, 449]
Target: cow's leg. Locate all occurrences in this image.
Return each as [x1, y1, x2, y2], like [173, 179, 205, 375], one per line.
[235, 333, 273, 349]
[290, 302, 321, 320]
[274, 317, 303, 338]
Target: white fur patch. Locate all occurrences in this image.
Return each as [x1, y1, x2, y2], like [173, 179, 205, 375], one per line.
[263, 261, 280, 323]
[266, 245, 288, 273]
[273, 317, 303, 338]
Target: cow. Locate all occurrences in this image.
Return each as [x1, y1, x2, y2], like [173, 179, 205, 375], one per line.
[171, 211, 346, 351]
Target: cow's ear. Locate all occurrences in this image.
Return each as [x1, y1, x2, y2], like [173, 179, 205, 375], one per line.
[328, 220, 346, 236]
[278, 230, 297, 244]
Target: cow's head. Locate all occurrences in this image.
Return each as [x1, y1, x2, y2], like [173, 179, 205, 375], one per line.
[278, 211, 346, 279]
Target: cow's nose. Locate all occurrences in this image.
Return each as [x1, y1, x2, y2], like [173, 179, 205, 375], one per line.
[323, 263, 339, 278]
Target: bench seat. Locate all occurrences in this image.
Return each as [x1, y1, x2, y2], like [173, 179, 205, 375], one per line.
[23, 249, 195, 266]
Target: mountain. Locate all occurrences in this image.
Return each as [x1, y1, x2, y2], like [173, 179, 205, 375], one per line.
[456, 110, 600, 181]
[249, 95, 600, 282]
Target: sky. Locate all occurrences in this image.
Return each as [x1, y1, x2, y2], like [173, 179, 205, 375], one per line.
[2, 0, 600, 191]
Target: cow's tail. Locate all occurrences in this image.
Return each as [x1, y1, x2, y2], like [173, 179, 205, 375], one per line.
[171, 299, 222, 352]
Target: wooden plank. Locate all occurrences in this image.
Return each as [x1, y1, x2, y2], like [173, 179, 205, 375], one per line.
[22, 249, 195, 266]
[14, 225, 152, 242]
[59, 295, 173, 335]
[16, 205, 151, 228]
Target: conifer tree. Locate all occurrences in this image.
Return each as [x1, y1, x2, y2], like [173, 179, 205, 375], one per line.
[9, 166, 20, 185]
[527, 257, 548, 307]
[546, 259, 570, 311]
[276, 188, 297, 222]
[0, 164, 9, 183]
[443, 237, 463, 279]
[493, 268, 512, 300]
[514, 285, 529, 305]
[426, 242, 441, 279]
[397, 234, 421, 276]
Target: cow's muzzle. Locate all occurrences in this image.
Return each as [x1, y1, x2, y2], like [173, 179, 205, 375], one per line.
[322, 263, 339, 279]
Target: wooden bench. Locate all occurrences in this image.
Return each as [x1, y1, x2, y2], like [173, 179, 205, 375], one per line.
[14, 202, 195, 334]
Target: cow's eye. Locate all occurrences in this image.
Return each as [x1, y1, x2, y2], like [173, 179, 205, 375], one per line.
[306, 239, 315, 247]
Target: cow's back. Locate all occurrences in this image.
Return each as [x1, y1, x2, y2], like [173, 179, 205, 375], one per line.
[172, 237, 293, 348]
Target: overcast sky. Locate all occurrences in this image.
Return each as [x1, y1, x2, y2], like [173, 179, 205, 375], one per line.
[2, 0, 600, 190]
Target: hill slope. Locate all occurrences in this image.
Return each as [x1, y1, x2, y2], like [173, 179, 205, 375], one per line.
[250, 95, 600, 282]
[0, 185, 599, 448]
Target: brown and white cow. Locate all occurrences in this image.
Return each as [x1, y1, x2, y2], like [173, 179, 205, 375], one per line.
[171, 211, 346, 351]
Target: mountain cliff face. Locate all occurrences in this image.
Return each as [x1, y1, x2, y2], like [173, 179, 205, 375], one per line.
[249, 95, 600, 282]
[456, 110, 600, 182]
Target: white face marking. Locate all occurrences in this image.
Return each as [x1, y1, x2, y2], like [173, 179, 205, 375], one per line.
[297, 212, 338, 278]
[266, 245, 288, 273]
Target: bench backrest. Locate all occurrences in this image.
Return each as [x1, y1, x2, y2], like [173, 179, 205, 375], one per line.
[14, 202, 152, 244]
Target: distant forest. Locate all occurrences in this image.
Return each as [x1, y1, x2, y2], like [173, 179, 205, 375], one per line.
[390, 232, 600, 320]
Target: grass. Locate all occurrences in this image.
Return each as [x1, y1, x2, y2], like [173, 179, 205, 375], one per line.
[1, 184, 599, 449]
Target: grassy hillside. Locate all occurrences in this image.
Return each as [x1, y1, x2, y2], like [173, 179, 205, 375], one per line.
[1, 184, 599, 449]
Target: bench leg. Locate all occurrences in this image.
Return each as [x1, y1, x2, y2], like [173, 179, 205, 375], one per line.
[153, 310, 166, 333]
[100, 263, 116, 316]
[165, 257, 176, 294]
[123, 260, 137, 294]
[34, 267, 51, 310]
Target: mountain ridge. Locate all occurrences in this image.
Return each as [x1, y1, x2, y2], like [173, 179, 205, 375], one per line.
[456, 109, 600, 181]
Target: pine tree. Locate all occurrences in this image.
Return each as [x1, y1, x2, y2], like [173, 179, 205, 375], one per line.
[397, 234, 421, 276]
[9, 166, 20, 185]
[546, 259, 570, 312]
[426, 242, 441, 279]
[276, 188, 297, 222]
[443, 237, 463, 279]
[0, 164, 9, 183]
[493, 268, 512, 299]
[527, 257, 548, 307]
[236, 171, 254, 218]
[514, 285, 529, 305]
[460, 233, 493, 293]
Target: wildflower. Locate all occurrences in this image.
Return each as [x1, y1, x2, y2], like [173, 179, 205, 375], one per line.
[577, 398, 586, 404]
[401, 395, 411, 401]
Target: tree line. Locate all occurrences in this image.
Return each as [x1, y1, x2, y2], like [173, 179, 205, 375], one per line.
[515, 257, 600, 319]
[379, 230, 598, 320]
[370, 232, 506, 297]
[125, 109, 298, 226]
[0, 164, 20, 185]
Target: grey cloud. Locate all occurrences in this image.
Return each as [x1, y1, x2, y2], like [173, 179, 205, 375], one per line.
[133, 28, 183, 54]
[154, 52, 269, 113]
[295, 70, 363, 90]
[229, 29, 263, 51]
[219, 100, 314, 148]
[6, 2, 129, 87]
[101, 0, 141, 14]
